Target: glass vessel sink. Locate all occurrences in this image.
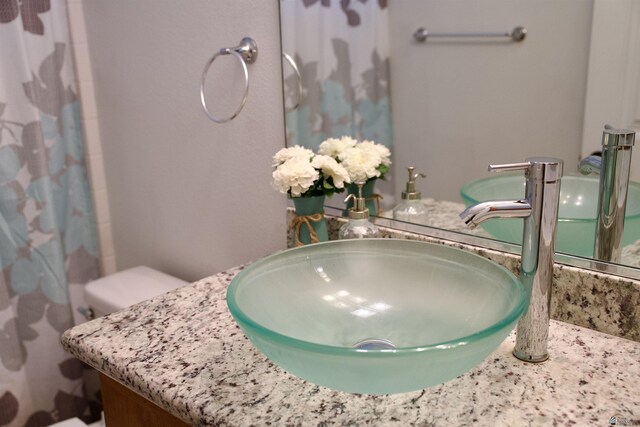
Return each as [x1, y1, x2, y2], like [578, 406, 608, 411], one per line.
[226, 239, 525, 394]
[461, 174, 640, 258]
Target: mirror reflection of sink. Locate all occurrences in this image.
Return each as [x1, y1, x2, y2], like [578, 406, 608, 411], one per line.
[461, 174, 640, 258]
[226, 239, 526, 394]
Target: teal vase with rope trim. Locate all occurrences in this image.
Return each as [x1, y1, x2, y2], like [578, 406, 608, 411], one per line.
[291, 195, 328, 247]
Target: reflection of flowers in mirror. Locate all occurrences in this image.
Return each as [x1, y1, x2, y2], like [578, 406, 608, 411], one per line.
[271, 145, 350, 198]
[319, 136, 391, 183]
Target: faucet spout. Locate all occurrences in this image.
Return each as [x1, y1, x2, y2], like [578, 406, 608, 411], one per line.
[577, 155, 602, 175]
[460, 200, 531, 228]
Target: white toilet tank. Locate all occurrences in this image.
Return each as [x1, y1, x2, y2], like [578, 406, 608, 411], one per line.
[85, 266, 188, 317]
[48, 417, 102, 427]
[48, 268, 188, 426]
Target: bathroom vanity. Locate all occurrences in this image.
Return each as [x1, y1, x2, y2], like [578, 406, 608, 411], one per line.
[62, 262, 640, 426]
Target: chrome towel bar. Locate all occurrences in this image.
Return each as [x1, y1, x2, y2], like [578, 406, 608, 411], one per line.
[414, 26, 527, 43]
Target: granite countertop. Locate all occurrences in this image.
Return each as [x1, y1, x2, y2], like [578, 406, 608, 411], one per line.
[62, 267, 640, 427]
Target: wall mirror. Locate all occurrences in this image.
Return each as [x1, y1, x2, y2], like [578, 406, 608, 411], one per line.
[280, 0, 640, 277]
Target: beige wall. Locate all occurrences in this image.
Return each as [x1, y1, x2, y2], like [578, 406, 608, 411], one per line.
[77, 0, 287, 281]
[582, 0, 640, 182]
[388, 0, 593, 202]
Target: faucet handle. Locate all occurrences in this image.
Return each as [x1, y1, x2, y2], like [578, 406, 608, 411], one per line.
[489, 158, 563, 182]
[488, 162, 531, 173]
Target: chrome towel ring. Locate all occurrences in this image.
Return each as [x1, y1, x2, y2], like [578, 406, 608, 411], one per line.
[282, 52, 303, 112]
[200, 37, 258, 123]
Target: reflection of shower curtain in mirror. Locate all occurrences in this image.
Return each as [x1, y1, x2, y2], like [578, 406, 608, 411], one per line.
[280, 0, 392, 152]
[0, 2, 101, 426]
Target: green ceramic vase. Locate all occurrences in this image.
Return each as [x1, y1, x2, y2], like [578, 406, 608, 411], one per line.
[292, 195, 328, 247]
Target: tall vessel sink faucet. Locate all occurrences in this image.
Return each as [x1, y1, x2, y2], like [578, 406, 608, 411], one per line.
[460, 157, 563, 362]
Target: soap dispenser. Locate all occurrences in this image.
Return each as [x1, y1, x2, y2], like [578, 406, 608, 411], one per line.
[393, 167, 428, 223]
[339, 182, 380, 239]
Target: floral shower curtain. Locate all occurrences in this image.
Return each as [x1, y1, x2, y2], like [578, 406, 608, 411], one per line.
[0, 2, 101, 426]
[280, 0, 392, 152]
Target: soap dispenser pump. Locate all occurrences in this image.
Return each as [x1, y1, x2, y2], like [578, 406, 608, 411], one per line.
[393, 167, 428, 223]
[339, 182, 380, 239]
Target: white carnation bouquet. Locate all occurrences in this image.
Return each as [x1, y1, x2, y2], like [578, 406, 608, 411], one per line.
[318, 136, 391, 183]
[271, 145, 351, 198]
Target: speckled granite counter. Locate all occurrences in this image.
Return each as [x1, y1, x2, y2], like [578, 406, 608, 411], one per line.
[62, 267, 640, 427]
[381, 198, 489, 235]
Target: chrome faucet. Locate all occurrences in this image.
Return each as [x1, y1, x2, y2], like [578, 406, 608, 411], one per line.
[578, 125, 635, 263]
[460, 157, 563, 362]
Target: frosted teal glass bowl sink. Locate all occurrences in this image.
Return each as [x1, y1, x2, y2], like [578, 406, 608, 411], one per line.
[226, 239, 526, 394]
[461, 174, 640, 258]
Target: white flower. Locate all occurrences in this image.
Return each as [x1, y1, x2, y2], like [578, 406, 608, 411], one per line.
[359, 140, 391, 166]
[339, 146, 382, 182]
[270, 139, 389, 198]
[336, 140, 391, 182]
[318, 136, 357, 159]
[272, 145, 314, 167]
[311, 155, 350, 189]
[272, 157, 319, 197]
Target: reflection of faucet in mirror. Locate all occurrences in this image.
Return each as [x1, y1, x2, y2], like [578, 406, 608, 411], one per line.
[578, 126, 636, 263]
[460, 157, 563, 362]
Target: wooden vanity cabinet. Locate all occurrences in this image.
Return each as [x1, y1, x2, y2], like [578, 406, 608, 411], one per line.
[100, 374, 190, 427]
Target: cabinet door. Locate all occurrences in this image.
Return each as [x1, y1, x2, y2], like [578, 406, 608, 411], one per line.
[100, 374, 190, 427]
[83, 0, 287, 280]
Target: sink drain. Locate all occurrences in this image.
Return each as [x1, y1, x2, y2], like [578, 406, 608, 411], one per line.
[353, 338, 396, 350]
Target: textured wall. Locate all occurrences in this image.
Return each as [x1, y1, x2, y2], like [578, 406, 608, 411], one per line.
[82, 0, 287, 281]
[388, 0, 593, 201]
[582, 0, 640, 182]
